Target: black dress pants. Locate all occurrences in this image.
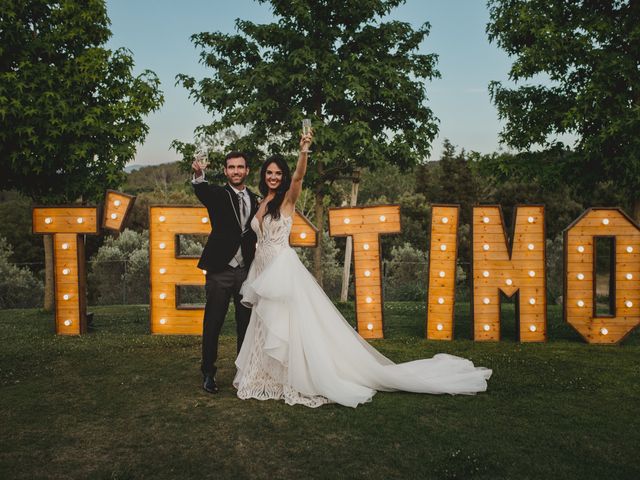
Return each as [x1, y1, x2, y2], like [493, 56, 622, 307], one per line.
[201, 265, 251, 377]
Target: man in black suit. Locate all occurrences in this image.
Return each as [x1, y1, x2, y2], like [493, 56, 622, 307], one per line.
[192, 152, 259, 394]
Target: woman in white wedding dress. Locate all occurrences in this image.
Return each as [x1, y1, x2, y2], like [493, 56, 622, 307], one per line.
[234, 130, 491, 408]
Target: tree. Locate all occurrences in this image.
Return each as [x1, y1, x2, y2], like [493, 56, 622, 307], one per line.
[0, 0, 164, 308]
[487, 0, 640, 220]
[176, 0, 439, 285]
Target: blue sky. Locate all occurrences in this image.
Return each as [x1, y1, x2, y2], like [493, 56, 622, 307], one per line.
[105, 0, 515, 166]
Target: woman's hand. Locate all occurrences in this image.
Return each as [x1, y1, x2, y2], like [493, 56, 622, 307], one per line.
[300, 129, 313, 153]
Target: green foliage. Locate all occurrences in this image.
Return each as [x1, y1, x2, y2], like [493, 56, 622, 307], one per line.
[296, 231, 342, 297]
[0, 237, 43, 308]
[0, 0, 164, 203]
[88, 229, 149, 304]
[487, 0, 640, 211]
[0, 190, 43, 264]
[175, 0, 439, 190]
[385, 242, 427, 300]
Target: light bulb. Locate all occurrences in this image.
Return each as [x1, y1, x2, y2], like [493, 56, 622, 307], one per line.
[440, 244, 447, 251]
[439, 271, 445, 278]
[627, 246, 634, 253]
[600, 327, 608, 335]
[366, 297, 372, 303]
[159, 318, 167, 325]
[505, 278, 513, 286]
[483, 244, 490, 251]
[602, 218, 609, 225]
[62, 294, 70, 301]
[61, 243, 69, 250]
[343, 218, 350, 224]
[159, 215, 166, 222]
[529, 270, 535, 277]
[625, 300, 633, 308]
[482, 217, 490, 224]
[159, 268, 166, 274]
[527, 243, 534, 250]
[437, 297, 445, 305]
[577, 245, 585, 253]
[203, 270, 207, 275]
[300, 232, 307, 239]
[114, 199, 121, 207]
[483, 324, 491, 331]
[159, 242, 166, 249]
[626, 273, 633, 280]
[436, 323, 444, 331]
[577, 300, 585, 307]
[63, 319, 72, 326]
[367, 323, 374, 331]
[441, 217, 449, 224]
[577, 273, 584, 280]
[379, 215, 386, 222]
[529, 298, 536, 305]
[482, 271, 490, 278]
[201, 217, 208, 223]
[110, 213, 118, 220]
[363, 243, 370, 250]
[44, 217, 53, 224]
[364, 270, 371, 277]
[483, 297, 490, 305]
[528, 216, 535, 223]
[77, 217, 84, 224]
[62, 268, 70, 275]
[159, 293, 167, 300]
[529, 325, 537, 332]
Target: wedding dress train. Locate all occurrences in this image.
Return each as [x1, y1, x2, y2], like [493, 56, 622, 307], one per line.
[233, 214, 491, 408]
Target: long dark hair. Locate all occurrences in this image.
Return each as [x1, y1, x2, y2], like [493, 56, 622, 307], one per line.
[259, 155, 291, 220]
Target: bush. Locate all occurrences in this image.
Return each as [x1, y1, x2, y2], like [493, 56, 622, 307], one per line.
[385, 243, 428, 301]
[0, 237, 44, 308]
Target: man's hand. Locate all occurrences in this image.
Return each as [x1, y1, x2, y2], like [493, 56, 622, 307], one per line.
[192, 159, 204, 178]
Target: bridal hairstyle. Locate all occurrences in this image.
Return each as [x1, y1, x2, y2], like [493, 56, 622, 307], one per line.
[259, 154, 292, 220]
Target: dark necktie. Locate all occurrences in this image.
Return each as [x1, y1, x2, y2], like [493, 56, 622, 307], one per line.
[238, 191, 247, 229]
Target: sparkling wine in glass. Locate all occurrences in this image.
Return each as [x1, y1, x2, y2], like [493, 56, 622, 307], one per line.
[302, 118, 312, 135]
[194, 149, 209, 170]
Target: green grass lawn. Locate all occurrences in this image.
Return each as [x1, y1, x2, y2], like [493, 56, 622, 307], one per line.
[1, 302, 639, 479]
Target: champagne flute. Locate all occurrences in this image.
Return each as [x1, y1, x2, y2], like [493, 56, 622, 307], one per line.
[301, 119, 312, 153]
[194, 149, 209, 170]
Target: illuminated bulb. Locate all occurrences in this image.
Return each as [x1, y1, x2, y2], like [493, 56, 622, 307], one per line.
[482, 271, 490, 278]
[77, 217, 84, 224]
[159, 318, 167, 325]
[441, 217, 449, 224]
[505, 278, 513, 286]
[379, 215, 386, 222]
[201, 217, 208, 223]
[436, 323, 444, 331]
[159, 242, 166, 250]
[482, 216, 490, 224]
[626, 273, 633, 280]
[483, 244, 490, 251]
[62, 268, 70, 275]
[439, 271, 445, 278]
[437, 297, 445, 305]
[300, 232, 307, 239]
[363, 243, 370, 250]
[159, 215, 166, 222]
[577, 273, 584, 280]
[483, 324, 491, 331]
[159, 293, 167, 300]
[110, 213, 118, 220]
[62, 294, 70, 301]
[343, 218, 350, 224]
[364, 270, 371, 277]
[366, 297, 373, 303]
[600, 327, 608, 335]
[529, 298, 536, 305]
[602, 218, 609, 225]
[61, 243, 69, 250]
[159, 268, 166, 274]
[577, 300, 585, 307]
[625, 300, 633, 308]
[114, 199, 121, 207]
[528, 216, 535, 223]
[627, 246, 634, 253]
[577, 245, 585, 253]
[483, 297, 490, 305]
[529, 325, 537, 332]
[529, 270, 535, 277]
[63, 319, 72, 327]
[44, 217, 53, 224]
[440, 244, 447, 251]
[527, 243, 534, 250]
[367, 323, 374, 331]
[203, 270, 207, 275]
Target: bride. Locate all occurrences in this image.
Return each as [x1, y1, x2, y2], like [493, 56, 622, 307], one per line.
[234, 130, 491, 408]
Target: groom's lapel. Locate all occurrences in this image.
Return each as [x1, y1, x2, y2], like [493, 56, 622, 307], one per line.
[224, 184, 242, 229]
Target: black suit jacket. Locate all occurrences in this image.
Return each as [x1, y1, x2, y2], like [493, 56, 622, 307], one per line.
[193, 182, 259, 273]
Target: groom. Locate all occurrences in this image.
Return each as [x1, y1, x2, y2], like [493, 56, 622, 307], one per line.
[192, 152, 259, 394]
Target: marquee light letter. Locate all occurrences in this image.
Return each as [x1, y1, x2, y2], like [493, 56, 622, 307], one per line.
[102, 190, 136, 232]
[32, 206, 99, 335]
[149, 206, 317, 334]
[426, 205, 460, 340]
[328, 205, 401, 339]
[564, 208, 640, 344]
[472, 205, 547, 342]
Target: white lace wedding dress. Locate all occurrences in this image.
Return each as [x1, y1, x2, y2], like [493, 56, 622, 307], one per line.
[233, 213, 491, 408]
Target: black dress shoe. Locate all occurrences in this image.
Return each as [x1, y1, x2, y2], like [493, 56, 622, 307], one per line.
[203, 375, 219, 394]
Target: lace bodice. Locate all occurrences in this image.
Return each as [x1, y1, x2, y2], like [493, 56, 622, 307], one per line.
[251, 213, 293, 275]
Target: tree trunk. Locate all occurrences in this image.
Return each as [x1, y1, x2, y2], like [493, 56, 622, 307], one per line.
[633, 197, 640, 225]
[340, 172, 360, 302]
[313, 190, 325, 288]
[43, 235, 54, 311]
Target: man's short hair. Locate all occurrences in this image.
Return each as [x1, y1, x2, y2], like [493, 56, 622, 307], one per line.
[224, 151, 248, 167]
